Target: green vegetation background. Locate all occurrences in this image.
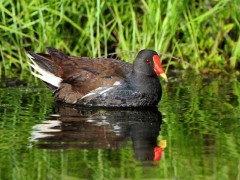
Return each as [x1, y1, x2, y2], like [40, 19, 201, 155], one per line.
[1, 0, 240, 78]
[1, 1, 240, 179]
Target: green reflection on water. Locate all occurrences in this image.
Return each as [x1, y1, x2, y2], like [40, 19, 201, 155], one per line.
[160, 75, 240, 180]
[0, 74, 240, 180]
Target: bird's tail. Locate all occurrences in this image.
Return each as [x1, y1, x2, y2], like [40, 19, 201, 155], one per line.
[27, 47, 66, 88]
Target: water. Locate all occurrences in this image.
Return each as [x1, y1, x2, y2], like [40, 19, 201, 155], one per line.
[0, 73, 240, 180]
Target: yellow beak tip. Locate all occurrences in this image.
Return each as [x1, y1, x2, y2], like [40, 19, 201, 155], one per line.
[160, 73, 168, 82]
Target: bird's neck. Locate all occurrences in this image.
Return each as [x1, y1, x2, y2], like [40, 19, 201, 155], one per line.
[128, 70, 160, 93]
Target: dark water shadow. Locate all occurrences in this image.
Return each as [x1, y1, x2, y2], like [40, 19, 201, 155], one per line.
[31, 103, 162, 162]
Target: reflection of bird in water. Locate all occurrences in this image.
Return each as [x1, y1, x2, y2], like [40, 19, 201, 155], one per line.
[31, 103, 163, 162]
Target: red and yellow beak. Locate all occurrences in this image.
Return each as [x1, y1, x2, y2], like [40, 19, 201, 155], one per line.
[153, 55, 168, 82]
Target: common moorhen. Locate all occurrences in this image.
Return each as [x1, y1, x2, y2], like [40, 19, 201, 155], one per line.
[27, 47, 167, 107]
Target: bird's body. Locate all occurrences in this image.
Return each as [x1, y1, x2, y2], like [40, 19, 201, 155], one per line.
[28, 47, 167, 107]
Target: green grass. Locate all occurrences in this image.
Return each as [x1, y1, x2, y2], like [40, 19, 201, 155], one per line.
[0, 0, 240, 78]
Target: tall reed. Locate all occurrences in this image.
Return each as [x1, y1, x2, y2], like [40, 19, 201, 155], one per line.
[0, 0, 239, 78]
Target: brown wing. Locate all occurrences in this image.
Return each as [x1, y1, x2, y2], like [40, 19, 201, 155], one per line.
[30, 47, 132, 97]
[59, 57, 131, 94]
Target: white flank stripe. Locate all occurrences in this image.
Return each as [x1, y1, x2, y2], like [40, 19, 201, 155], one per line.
[80, 92, 96, 100]
[80, 86, 114, 100]
[27, 53, 62, 87]
[99, 87, 114, 94]
[113, 81, 122, 86]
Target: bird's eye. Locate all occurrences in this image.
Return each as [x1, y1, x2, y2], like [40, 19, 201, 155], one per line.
[145, 59, 150, 64]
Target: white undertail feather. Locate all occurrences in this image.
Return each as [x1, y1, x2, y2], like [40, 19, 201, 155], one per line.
[27, 53, 62, 88]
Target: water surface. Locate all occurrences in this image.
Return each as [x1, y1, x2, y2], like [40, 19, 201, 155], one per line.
[0, 73, 239, 179]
